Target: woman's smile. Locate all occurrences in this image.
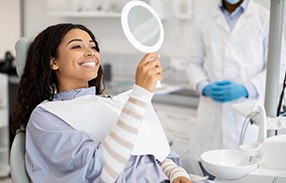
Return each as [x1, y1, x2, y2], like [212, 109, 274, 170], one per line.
[79, 60, 99, 69]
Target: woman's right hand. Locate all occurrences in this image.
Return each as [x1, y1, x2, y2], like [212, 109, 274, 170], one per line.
[135, 53, 163, 93]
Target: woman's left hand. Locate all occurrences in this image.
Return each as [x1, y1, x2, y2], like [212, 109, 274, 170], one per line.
[172, 176, 192, 183]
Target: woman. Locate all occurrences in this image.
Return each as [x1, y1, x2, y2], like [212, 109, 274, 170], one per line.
[12, 23, 192, 183]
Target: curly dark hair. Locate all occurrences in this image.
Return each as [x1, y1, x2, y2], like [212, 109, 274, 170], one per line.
[12, 23, 105, 134]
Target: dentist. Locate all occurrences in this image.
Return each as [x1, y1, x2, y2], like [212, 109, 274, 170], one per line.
[186, 0, 286, 178]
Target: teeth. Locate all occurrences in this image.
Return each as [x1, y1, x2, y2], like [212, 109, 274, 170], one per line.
[81, 62, 96, 66]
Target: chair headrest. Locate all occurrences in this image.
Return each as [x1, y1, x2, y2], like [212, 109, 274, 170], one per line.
[15, 37, 34, 78]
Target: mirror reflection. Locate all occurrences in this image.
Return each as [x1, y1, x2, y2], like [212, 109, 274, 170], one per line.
[127, 6, 161, 47]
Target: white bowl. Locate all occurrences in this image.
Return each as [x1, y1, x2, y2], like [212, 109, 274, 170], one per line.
[201, 149, 260, 180]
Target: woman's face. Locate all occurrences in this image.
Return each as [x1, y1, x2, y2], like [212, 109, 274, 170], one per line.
[51, 28, 101, 92]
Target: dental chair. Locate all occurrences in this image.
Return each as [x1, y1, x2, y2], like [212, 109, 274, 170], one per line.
[10, 37, 33, 183]
[10, 131, 30, 183]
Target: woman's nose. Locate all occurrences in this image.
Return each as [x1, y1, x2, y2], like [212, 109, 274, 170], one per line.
[85, 49, 95, 57]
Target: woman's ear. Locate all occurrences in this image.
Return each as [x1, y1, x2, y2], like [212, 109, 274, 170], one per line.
[50, 58, 59, 70]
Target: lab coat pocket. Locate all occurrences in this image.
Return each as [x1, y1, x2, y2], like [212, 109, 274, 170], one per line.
[237, 27, 265, 66]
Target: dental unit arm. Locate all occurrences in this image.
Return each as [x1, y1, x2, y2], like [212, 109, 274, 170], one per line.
[217, 101, 286, 183]
[232, 101, 267, 157]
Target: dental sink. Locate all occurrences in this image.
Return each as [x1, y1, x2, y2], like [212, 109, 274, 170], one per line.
[200, 102, 286, 182]
[201, 149, 260, 180]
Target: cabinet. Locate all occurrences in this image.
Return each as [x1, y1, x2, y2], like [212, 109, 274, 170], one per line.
[153, 102, 197, 146]
[0, 73, 10, 177]
[46, 0, 131, 18]
[46, 0, 154, 18]
[47, 11, 121, 18]
[153, 102, 204, 176]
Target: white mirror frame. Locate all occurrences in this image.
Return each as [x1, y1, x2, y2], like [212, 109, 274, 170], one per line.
[121, 0, 164, 53]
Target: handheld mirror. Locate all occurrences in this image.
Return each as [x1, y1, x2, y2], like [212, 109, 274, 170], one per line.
[121, 0, 164, 87]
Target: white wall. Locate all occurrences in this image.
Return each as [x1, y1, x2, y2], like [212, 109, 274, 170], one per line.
[22, 0, 285, 57]
[22, 0, 216, 57]
[19, 0, 284, 83]
[0, 0, 20, 59]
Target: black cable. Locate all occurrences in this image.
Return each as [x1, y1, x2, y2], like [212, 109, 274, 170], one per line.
[275, 71, 286, 135]
[277, 71, 286, 116]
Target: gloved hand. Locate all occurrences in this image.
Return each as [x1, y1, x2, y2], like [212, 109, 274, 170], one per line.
[203, 80, 248, 102]
[202, 82, 225, 102]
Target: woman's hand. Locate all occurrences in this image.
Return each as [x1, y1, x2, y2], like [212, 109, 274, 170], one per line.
[135, 53, 163, 93]
[172, 176, 192, 183]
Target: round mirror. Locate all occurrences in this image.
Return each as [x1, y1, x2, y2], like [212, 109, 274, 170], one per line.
[121, 1, 164, 53]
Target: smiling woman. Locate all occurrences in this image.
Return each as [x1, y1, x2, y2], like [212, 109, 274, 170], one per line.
[49, 29, 101, 92]
[12, 23, 192, 183]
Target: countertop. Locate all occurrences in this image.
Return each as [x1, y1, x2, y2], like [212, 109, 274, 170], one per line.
[153, 88, 199, 108]
[9, 75, 199, 109]
[104, 79, 199, 109]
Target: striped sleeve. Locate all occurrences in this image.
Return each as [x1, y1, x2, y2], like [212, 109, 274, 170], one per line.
[160, 159, 191, 182]
[100, 84, 153, 182]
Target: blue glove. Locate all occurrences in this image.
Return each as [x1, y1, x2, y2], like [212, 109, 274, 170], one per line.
[215, 80, 248, 102]
[203, 80, 248, 102]
[202, 82, 226, 102]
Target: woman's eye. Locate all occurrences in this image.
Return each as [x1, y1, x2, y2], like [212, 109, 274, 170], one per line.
[72, 45, 81, 49]
[92, 46, 97, 50]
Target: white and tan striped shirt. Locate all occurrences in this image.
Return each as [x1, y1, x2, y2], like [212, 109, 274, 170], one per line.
[100, 85, 190, 182]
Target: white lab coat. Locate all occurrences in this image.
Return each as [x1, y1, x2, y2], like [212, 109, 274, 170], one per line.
[186, 0, 286, 161]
